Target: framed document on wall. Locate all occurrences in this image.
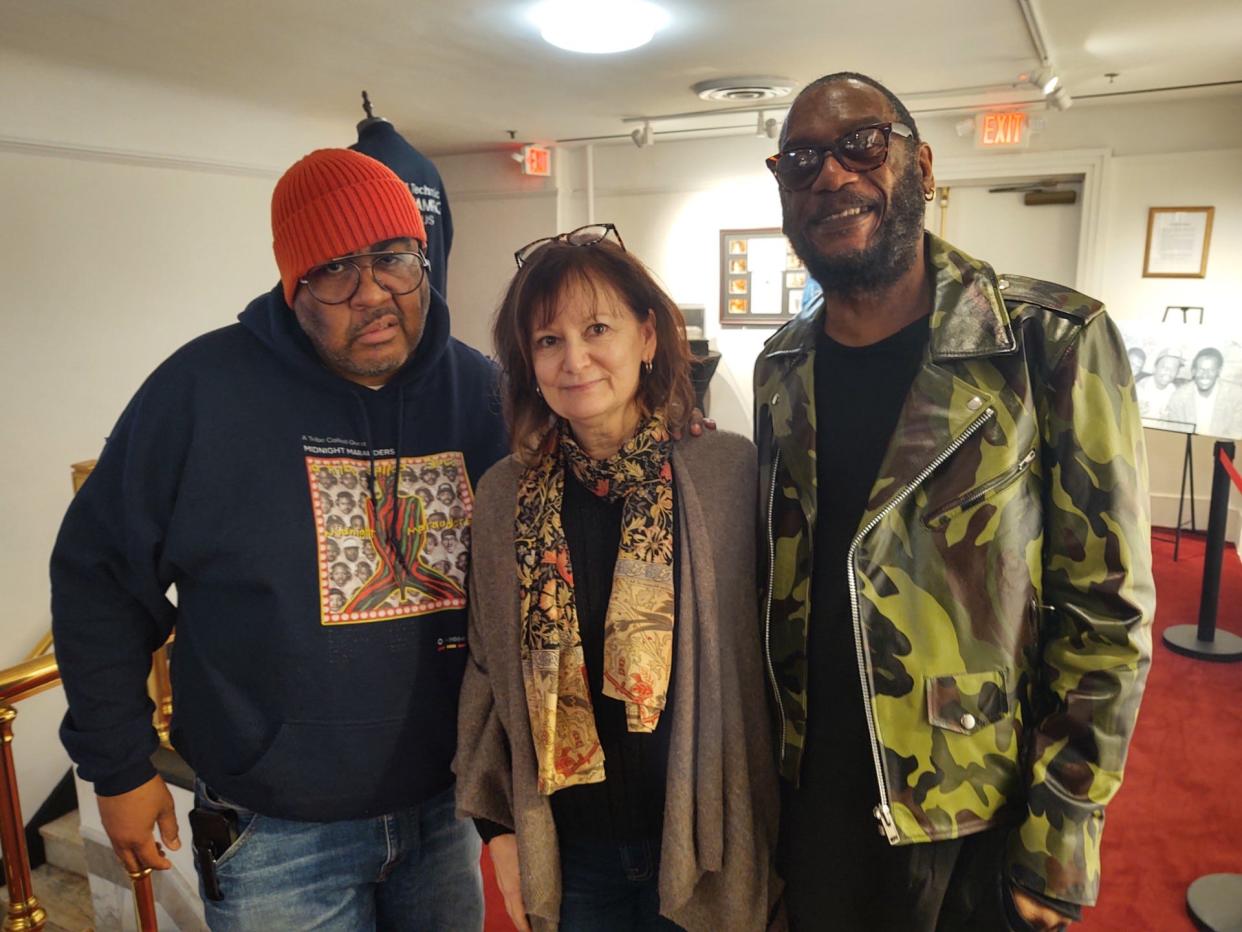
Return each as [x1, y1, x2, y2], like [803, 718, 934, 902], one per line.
[719, 228, 806, 326]
[1143, 207, 1214, 278]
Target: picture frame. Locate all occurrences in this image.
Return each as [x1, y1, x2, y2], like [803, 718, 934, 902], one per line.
[1143, 207, 1213, 278]
[719, 228, 805, 326]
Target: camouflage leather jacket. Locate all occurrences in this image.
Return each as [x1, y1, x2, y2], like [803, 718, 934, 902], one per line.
[753, 234, 1155, 907]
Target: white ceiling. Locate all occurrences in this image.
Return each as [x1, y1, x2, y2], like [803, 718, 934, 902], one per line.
[3, 0, 1239, 154]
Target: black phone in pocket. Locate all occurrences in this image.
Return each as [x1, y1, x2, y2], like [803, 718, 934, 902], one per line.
[189, 806, 238, 902]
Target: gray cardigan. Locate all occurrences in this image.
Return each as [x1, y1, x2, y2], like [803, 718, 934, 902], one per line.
[454, 430, 782, 931]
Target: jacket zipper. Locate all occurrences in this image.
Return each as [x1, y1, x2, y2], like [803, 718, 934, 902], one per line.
[763, 447, 787, 763]
[846, 406, 996, 844]
[922, 446, 1037, 526]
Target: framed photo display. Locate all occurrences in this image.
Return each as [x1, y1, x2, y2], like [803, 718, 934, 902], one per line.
[1143, 207, 1213, 278]
[720, 228, 806, 326]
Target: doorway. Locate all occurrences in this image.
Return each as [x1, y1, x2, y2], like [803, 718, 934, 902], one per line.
[926, 175, 1084, 286]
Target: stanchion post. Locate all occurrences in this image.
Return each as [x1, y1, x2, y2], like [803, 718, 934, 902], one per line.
[1197, 440, 1234, 640]
[0, 707, 46, 932]
[1164, 440, 1242, 662]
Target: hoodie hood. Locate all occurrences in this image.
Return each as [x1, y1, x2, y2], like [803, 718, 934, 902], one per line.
[237, 282, 452, 393]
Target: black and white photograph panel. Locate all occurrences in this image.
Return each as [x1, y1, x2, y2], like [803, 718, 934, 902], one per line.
[1118, 321, 1242, 440]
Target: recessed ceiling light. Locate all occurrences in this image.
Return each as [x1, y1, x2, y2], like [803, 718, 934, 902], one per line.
[530, 0, 669, 54]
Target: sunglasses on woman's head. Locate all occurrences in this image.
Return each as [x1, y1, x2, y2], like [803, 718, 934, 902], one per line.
[514, 223, 626, 268]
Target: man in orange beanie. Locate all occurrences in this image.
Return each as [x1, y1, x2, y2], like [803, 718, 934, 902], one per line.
[52, 148, 508, 930]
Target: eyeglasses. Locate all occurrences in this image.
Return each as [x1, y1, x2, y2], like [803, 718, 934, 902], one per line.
[514, 223, 625, 268]
[765, 122, 914, 191]
[299, 249, 430, 305]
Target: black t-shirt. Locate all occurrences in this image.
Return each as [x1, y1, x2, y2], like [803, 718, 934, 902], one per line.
[780, 313, 931, 925]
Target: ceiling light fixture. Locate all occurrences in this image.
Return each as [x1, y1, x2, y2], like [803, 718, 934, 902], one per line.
[1034, 68, 1060, 95]
[1046, 85, 1073, 111]
[531, 0, 669, 54]
[1016, 66, 1071, 109]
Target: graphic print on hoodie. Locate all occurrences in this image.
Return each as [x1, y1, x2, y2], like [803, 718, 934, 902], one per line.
[307, 447, 473, 623]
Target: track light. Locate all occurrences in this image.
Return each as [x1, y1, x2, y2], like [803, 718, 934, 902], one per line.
[1034, 68, 1060, 95]
[1046, 85, 1073, 111]
[755, 112, 780, 139]
[630, 121, 654, 148]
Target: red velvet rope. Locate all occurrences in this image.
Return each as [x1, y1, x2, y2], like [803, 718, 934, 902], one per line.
[1219, 446, 1242, 494]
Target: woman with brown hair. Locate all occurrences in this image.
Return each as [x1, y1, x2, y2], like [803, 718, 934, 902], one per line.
[454, 225, 781, 931]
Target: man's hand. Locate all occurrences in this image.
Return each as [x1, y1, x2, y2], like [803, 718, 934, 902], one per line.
[488, 833, 531, 932]
[97, 774, 180, 873]
[1011, 887, 1071, 930]
[671, 407, 716, 440]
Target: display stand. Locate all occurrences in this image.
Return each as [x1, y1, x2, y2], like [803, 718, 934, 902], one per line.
[1162, 440, 1242, 931]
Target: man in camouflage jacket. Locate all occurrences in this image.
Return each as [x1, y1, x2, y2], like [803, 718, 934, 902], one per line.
[756, 72, 1154, 930]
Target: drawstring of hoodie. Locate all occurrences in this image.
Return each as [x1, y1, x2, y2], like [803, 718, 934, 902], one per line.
[353, 392, 416, 581]
[391, 391, 413, 578]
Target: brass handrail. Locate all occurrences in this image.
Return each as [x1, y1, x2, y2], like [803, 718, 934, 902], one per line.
[23, 635, 53, 663]
[0, 650, 161, 932]
[0, 655, 59, 708]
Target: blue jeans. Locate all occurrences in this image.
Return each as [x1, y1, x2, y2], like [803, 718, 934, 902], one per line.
[193, 780, 482, 931]
[557, 837, 683, 932]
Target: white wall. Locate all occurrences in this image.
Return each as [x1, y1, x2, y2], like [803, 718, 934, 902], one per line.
[1, 52, 351, 820]
[438, 151, 559, 353]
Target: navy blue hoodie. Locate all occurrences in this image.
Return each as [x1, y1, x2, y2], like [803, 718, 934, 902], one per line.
[51, 285, 507, 821]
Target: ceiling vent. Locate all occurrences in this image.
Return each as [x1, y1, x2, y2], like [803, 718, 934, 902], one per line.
[692, 77, 794, 102]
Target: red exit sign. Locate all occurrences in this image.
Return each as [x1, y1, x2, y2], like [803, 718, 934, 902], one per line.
[521, 144, 552, 176]
[975, 112, 1029, 149]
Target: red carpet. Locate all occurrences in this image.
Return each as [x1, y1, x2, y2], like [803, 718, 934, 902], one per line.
[1084, 530, 1242, 930]
[480, 530, 1242, 930]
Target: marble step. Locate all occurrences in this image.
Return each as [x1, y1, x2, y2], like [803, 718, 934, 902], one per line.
[40, 809, 89, 878]
[0, 862, 94, 932]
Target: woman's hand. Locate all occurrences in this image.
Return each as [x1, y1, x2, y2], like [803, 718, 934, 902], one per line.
[488, 833, 531, 932]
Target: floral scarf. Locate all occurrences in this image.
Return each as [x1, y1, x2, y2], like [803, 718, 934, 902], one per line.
[515, 414, 676, 795]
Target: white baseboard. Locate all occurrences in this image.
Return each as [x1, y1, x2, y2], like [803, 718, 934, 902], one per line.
[1150, 492, 1242, 545]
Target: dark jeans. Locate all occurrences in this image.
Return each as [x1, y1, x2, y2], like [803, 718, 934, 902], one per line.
[558, 836, 683, 932]
[783, 823, 1035, 932]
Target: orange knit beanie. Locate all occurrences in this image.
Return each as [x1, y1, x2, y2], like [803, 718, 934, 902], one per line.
[271, 148, 427, 306]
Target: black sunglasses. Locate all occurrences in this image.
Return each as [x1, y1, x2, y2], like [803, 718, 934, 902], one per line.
[514, 223, 626, 268]
[766, 122, 914, 191]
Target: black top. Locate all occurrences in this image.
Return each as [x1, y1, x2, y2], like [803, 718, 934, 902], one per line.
[476, 465, 675, 844]
[780, 313, 930, 923]
[780, 314, 1079, 925]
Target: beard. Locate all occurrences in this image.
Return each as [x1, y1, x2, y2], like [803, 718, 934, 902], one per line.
[784, 157, 927, 300]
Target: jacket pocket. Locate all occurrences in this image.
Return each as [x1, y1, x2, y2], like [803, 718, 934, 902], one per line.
[922, 447, 1037, 528]
[926, 670, 1009, 735]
